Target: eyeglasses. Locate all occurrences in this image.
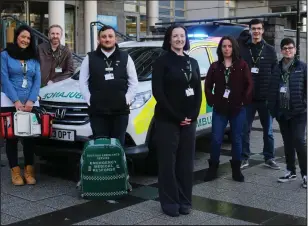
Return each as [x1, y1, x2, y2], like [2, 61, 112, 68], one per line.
[282, 47, 294, 51]
[251, 27, 263, 31]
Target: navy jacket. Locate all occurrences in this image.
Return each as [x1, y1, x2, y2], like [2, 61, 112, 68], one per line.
[267, 58, 307, 119]
[239, 38, 278, 101]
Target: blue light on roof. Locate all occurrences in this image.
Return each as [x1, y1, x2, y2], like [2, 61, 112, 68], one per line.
[188, 33, 208, 39]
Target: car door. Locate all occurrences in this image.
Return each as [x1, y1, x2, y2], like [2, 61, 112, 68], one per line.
[188, 46, 212, 132]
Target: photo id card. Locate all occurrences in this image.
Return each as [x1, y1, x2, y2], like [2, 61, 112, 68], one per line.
[185, 88, 194, 96]
[105, 67, 113, 72]
[251, 67, 259, 74]
[105, 73, 114, 80]
[280, 86, 287, 93]
[55, 67, 62, 73]
[22, 79, 28, 88]
[223, 89, 230, 98]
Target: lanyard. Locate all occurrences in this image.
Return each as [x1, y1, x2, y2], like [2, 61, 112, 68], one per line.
[52, 48, 62, 67]
[281, 60, 295, 84]
[249, 44, 264, 66]
[21, 62, 27, 79]
[224, 67, 231, 85]
[104, 58, 113, 68]
[181, 60, 192, 84]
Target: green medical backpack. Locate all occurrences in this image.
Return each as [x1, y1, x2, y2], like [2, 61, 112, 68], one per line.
[78, 137, 131, 200]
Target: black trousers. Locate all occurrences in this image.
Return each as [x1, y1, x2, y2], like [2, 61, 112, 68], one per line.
[155, 119, 197, 213]
[6, 139, 34, 169]
[89, 114, 129, 146]
[277, 113, 307, 177]
[1, 107, 35, 168]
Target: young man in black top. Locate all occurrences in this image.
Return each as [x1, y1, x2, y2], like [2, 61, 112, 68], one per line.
[268, 38, 307, 188]
[239, 19, 280, 170]
[79, 26, 138, 146]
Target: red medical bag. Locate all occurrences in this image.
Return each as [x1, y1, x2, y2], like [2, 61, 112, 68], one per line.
[0, 112, 14, 139]
[40, 113, 53, 138]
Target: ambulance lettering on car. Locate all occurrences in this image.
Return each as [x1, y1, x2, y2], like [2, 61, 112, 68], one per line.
[35, 35, 221, 169]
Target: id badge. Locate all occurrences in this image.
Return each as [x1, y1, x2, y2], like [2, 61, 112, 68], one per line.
[251, 67, 259, 74]
[185, 88, 194, 96]
[22, 78, 28, 88]
[55, 67, 62, 73]
[105, 67, 113, 72]
[223, 89, 230, 98]
[280, 86, 287, 93]
[105, 73, 114, 80]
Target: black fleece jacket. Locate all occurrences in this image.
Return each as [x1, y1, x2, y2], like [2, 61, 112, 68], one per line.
[152, 50, 202, 124]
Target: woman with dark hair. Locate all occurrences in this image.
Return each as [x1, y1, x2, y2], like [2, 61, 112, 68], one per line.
[1, 25, 41, 185]
[152, 24, 202, 217]
[203, 36, 253, 182]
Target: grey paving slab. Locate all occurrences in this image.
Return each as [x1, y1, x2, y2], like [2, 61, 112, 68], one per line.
[136, 217, 177, 225]
[129, 175, 158, 186]
[1, 201, 57, 220]
[1, 193, 29, 206]
[35, 194, 89, 210]
[73, 219, 107, 225]
[157, 209, 218, 225]
[201, 215, 257, 225]
[192, 183, 229, 198]
[1, 170, 78, 201]
[1, 213, 22, 225]
[129, 186, 159, 200]
[124, 200, 163, 217]
[91, 209, 154, 225]
[242, 164, 288, 177]
[282, 203, 307, 218]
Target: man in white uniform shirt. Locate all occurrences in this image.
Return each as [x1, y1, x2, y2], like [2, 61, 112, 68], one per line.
[79, 25, 138, 146]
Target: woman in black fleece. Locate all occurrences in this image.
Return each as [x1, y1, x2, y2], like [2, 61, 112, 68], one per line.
[152, 24, 202, 217]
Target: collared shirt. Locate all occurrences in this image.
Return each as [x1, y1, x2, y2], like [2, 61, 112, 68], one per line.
[79, 47, 138, 106]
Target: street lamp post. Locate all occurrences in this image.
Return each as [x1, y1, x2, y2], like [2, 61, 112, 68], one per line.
[296, 0, 302, 59]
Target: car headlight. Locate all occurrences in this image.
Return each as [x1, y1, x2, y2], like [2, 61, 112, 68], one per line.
[130, 90, 152, 110]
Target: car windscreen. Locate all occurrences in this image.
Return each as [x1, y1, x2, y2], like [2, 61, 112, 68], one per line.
[71, 47, 165, 81]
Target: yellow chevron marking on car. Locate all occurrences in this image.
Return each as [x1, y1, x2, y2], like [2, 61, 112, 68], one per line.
[199, 81, 207, 115]
[133, 97, 156, 135]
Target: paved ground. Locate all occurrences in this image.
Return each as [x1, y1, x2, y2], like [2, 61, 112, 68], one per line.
[1, 119, 307, 225]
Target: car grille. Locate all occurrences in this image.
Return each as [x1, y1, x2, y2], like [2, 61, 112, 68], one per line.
[40, 101, 89, 125]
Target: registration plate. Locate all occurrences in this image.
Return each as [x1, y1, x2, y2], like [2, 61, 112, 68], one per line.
[51, 129, 75, 141]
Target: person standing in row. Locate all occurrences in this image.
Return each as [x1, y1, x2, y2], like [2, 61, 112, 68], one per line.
[152, 24, 202, 217]
[37, 24, 74, 87]
[267, 38, 307, 188]
[79, 25, 138, 146]
[239, 19, 280, 170]
[1, 25, 41, 185]
[204, 36, 253, 182]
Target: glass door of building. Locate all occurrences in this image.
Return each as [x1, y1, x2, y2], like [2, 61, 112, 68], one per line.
[125, 14, 140, 40]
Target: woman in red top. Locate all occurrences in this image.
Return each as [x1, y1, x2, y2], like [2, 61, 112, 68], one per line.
[204, 36, 253, 182]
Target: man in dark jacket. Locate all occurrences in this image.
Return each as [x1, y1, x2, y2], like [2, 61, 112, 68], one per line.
[267, 38, 307, 188]
[239, 19, 280, 170]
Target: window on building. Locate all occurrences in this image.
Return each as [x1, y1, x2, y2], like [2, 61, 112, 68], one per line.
[189, 47, 210, 77]
[159, 17, 171, 23]
[159, 0, 171, 7]
[175, 0, 185, 9]
[159, 8, 171, 16]
[140, 15, 147, 37]
[124, 3, 138, 12]
[175, 10, 184, 18]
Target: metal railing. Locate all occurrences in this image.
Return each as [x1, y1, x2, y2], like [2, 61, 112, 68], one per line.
[90, 21, 134, 51]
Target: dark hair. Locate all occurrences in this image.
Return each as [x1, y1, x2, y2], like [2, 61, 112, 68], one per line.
[98, 25, 116, 36]
[249, 19, 264, 28]
[14, 25, 36, 56]
[280, 38, 295, 49]
[162, 24, 190, 51]
[216, 36, 240, 62]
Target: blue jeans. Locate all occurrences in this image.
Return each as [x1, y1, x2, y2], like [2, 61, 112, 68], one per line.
[242, 101, 274, 161]
[211, 108, 246, 162]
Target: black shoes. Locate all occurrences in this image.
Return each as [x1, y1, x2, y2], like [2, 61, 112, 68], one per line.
[204, 159, 219, 182]
[230, 160, 244, 182]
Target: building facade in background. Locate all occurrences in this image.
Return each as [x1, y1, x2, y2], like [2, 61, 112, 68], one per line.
[0, 0, 306, 55]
